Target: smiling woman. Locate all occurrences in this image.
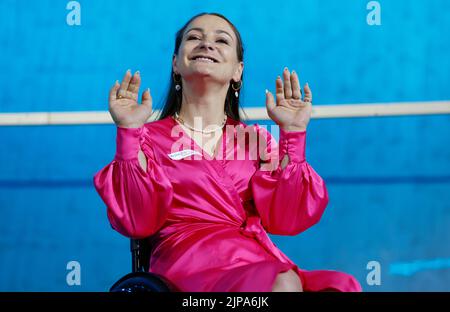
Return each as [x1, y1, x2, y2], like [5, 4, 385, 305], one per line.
[159, 13, 245, 124]
[94, 12, 362, 292]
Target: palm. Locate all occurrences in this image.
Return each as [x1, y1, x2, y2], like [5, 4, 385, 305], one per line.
[266, 68, 313, 131]
[109, 70, 153, 128]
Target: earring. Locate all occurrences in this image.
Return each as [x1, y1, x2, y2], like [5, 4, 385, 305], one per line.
[173, 73, 181, 91]
[231, 80, 242, 98]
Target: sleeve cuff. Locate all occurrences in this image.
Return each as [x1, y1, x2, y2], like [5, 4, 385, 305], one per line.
[279, 127, 306, 163]
[114, 126, 144, 161]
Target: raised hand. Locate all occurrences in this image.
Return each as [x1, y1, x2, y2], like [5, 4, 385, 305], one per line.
[265, 67, 313, 131]
[109, 70, 153, 128]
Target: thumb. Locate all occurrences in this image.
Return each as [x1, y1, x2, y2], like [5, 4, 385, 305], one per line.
[265, 89, 276, 112]
[141, 88, 153, 114]
[109, 80, 120, 102]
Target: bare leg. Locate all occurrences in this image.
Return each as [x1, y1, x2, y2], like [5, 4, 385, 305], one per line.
[271, 269, 303, 292]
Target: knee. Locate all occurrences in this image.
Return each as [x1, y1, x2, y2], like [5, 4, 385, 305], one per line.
[272, 269, 303, 292]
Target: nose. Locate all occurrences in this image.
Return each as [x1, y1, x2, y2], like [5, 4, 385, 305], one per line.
[198, 38, 215, 51]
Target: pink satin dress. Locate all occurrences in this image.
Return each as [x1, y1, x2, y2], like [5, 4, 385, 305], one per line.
[93, 115, 362, 292]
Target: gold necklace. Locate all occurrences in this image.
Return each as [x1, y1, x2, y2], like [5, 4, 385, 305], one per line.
[173, 112, 227, 134]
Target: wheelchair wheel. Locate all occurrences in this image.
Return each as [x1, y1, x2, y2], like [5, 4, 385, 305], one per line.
[109, 272, 178, 292]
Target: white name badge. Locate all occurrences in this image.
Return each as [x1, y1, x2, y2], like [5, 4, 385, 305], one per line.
[168, 149, 202, 160]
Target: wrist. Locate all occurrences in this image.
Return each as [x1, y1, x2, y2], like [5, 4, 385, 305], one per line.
[114, 126, 143, 160]
[117, 123, 144, 129]
[280, 125, 307, 132]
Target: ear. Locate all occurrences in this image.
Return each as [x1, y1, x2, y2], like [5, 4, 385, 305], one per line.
[172, 54, 178, 74]
[232, 61, 244, 82]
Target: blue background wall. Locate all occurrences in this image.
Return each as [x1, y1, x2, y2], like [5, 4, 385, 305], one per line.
[0, 0, 449, 291]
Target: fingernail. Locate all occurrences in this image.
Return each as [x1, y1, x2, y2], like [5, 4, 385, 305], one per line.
[284, 67, 288, 71]
[115, 80, 119, 85]
[136, 70, 140, 75]
[265, 89, 268, 94]
[147, 88, 150, 93]
[292, 70, 296, 74]
[277, 76, 281, 80]
[306, 82, 309, 86]
[127, 69, 131, 74]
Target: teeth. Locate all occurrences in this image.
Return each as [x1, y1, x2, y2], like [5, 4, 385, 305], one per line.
[194, 57, 215, 63]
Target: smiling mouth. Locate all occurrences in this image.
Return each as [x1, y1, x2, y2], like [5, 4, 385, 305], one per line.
[190, 56, 219, 63]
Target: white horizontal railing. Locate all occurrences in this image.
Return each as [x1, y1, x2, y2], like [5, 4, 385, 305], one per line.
[0, 101, 449, 126]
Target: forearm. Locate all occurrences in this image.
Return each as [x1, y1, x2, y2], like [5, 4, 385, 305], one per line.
[280, 154, 289, 170]
[279, 127, 306, 170]
[138, 148, 148, 172]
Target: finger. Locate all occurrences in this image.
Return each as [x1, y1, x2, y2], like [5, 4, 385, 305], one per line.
[141, 88, 153, 112]
[128, 71, 141, 95]
[136, 88, 153, 122]
[291, 70, 302, 100]
[275, 76, 284, 104]
[109, 80, 120, 102]
[303, 82, 312, 103]
[283, 67, 292, 99]
[118, 69, 132, 97]
[265, 89, 276, 112]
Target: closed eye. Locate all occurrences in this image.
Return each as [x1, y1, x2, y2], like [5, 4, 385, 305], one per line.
[187, 35, 228, 45]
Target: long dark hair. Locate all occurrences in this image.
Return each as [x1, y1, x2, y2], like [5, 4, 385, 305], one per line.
[157, 12, 246, 122]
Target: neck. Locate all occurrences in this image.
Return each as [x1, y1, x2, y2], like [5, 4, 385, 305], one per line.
[178, 78, 229, 130]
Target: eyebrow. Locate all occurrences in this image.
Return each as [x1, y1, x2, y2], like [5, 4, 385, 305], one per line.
[185, 27, 234, 41]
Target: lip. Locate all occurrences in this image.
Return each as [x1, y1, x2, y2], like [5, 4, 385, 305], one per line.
[189, 55, 219, 63]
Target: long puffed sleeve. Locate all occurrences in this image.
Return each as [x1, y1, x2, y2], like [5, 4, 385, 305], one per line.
[93, 125, 173, 239]
[250, 125, 329, 236]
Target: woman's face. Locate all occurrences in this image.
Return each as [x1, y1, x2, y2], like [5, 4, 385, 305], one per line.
[173, 15, 243, 86]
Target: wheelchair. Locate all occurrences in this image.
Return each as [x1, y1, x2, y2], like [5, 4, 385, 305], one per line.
[109, 237, 179, 292]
